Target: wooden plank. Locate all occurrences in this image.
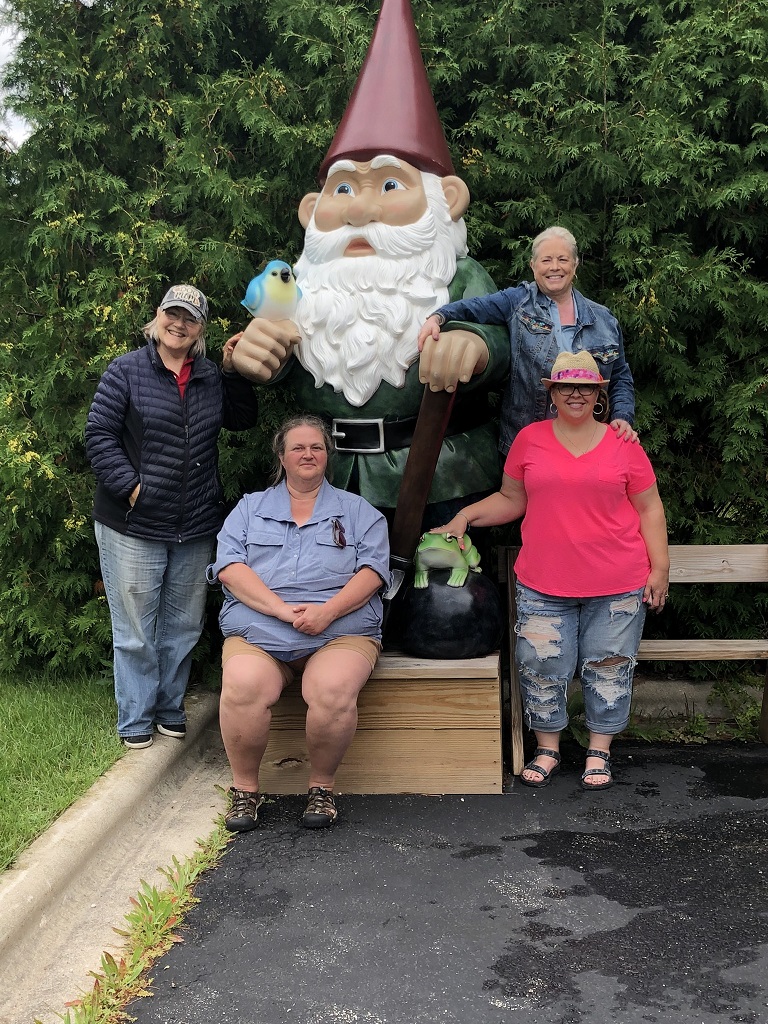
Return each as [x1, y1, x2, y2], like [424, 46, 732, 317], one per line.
[665, 545, 768, 583]
[270, 677, 501, 730]
[357, 679, 500, 729]
[638, 639, 768, 660]
[500, 544, 768, 584]
[372, 651, 500, 680]
[259, 728, 502, 794]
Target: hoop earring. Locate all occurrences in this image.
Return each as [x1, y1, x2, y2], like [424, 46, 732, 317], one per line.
[594, 402, 604, 415]
[549, 402, 557, 415]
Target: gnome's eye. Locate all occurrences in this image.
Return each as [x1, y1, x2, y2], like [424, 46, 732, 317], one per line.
[333, 182, 355, 197]
[382, 178, 405, 193]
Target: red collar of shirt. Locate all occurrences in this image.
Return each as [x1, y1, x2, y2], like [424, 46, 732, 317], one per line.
[173, 357, 195, 398]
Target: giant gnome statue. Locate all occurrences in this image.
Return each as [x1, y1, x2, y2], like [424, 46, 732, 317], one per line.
[233, 0, 506, 655]
[233, 0, 508, 515]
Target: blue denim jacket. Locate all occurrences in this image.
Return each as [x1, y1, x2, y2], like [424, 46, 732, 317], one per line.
[435, 280, 635, 454]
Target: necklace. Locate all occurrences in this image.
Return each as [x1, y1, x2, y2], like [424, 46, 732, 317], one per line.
[554, 420, 599, 456]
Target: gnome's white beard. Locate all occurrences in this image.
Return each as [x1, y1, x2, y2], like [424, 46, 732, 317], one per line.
[293, 183, 468, 408]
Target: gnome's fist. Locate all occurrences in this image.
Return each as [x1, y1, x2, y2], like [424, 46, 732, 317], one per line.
[418, 329, 489, 393]
[231, 318, 301, 383]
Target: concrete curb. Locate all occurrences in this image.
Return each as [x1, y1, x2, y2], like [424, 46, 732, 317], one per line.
[630, 675, 731, 721]
[0, 689, 229, 1024]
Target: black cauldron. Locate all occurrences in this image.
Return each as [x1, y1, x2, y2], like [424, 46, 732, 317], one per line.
[392, 569, 504, 659]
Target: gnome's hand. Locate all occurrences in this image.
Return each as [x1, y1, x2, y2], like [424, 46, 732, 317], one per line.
[418, 329, 489, 393]
[231, 317, 301, 383]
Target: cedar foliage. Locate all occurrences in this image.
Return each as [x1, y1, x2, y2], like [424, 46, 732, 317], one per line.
[0, 0, 766, 674]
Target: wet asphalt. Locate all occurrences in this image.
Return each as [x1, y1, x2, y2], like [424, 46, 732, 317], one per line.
[126, 742, 768, 1024]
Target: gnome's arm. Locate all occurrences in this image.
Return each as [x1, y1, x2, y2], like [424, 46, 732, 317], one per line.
[231, 317, 301, 383]
[418, 328, 488, 393]
[418, 257, 510, 393]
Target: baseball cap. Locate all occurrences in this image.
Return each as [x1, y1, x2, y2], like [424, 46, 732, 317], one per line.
[159, 284, 208, 322]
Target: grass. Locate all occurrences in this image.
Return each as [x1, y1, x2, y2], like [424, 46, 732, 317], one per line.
[0, 672, 123, 871]
[0, 667, 229, 1024]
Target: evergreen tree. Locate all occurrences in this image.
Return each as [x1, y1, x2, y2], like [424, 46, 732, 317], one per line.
[0, 0, 766, 674]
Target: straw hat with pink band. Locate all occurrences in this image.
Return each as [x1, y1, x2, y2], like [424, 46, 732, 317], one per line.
[541, 350, 608, 388]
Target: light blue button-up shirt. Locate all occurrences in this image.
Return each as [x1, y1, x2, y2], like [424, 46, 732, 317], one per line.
[207, 479, 391, 659]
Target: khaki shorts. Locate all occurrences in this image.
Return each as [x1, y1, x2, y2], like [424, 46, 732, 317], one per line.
[221, 635, 381, 687]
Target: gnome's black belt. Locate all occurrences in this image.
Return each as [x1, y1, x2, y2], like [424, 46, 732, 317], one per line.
[328, 399, 491, 455]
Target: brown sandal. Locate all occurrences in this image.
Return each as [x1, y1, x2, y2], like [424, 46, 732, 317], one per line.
[302, 786, 338, 828]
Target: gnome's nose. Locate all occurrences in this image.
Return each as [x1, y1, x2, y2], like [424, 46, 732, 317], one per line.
[346, 192, 381, 227]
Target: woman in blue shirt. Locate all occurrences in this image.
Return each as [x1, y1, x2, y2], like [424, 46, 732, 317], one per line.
[418, 226, 637, 456]
[208, 415, 390, 832]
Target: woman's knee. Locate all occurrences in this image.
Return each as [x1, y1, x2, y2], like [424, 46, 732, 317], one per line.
[221, 657, 284, 711]
[301, 651, 371, 711]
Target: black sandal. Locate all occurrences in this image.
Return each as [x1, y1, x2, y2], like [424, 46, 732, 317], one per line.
[580, 749, 613, 791]
[519, 747, 561, 789]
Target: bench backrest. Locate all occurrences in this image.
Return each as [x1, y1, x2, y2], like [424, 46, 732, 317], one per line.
[665, 544, 768, 584]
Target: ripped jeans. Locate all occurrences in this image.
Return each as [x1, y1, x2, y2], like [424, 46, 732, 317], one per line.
[514, 583, 647, 735]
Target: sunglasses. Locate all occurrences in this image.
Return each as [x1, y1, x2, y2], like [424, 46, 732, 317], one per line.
[553, 383, 599, 397]
[163, 309, 200, 327]
[332, 519, 346, 549]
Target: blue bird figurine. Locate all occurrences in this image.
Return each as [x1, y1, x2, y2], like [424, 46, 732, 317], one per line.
[241, 260, 302, 320]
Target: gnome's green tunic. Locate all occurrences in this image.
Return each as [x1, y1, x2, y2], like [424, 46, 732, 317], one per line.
[266, 257, 509, 508]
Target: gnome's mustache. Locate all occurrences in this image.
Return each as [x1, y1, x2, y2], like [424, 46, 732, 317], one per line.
[303, 210, 437, 264]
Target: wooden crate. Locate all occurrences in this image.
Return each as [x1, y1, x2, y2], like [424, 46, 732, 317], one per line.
[258, 650, 502, 794]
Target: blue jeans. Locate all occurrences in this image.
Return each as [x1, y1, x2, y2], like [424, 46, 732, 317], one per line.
[95, 523, 213, 738]
[514, 583, 647, 735]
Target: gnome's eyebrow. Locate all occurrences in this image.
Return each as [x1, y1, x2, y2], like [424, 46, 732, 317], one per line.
[371, 155, 402, 169]
[326, 159, 359, 176]
[326, 155, 402, 177]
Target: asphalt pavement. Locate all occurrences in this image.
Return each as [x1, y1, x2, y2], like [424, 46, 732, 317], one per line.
[123, 742, 768, 1024]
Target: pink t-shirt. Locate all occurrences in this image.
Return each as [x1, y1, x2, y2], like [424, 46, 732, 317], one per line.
[504, 421, 657, 597]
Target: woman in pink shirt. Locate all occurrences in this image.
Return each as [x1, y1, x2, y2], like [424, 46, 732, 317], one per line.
[436, 351, 669, 791]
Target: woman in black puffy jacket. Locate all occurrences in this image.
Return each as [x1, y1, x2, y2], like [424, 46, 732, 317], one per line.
[86, 285, 258, 748]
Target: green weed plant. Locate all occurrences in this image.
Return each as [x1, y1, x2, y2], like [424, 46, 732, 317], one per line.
[36, 824, 232, 1024]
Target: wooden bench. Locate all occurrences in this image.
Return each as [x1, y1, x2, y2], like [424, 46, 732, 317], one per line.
[258, 649, 503, 795]
[501, 544, 768, 774]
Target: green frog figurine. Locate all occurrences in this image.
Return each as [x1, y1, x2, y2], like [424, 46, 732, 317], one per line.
[413, 532, 482, 589]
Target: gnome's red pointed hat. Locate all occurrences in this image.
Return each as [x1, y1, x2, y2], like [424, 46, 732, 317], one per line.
[318, 0, 455, 183]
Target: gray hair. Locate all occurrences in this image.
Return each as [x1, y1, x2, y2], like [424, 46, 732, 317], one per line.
[269, 414, 334, 486]
[142, 315, 207, 359]
[531, 225, 579, 264]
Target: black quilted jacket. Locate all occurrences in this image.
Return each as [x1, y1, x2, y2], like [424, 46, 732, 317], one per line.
[85, 342, 258, 541]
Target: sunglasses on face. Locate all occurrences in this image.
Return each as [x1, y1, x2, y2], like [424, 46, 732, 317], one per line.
[553, 383, 599, 397]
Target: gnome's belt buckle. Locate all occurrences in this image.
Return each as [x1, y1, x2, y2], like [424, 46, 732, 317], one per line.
[331, 418, 386, 454]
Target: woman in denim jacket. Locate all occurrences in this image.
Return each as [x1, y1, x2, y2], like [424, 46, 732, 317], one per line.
[418, 226, 636, 456]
